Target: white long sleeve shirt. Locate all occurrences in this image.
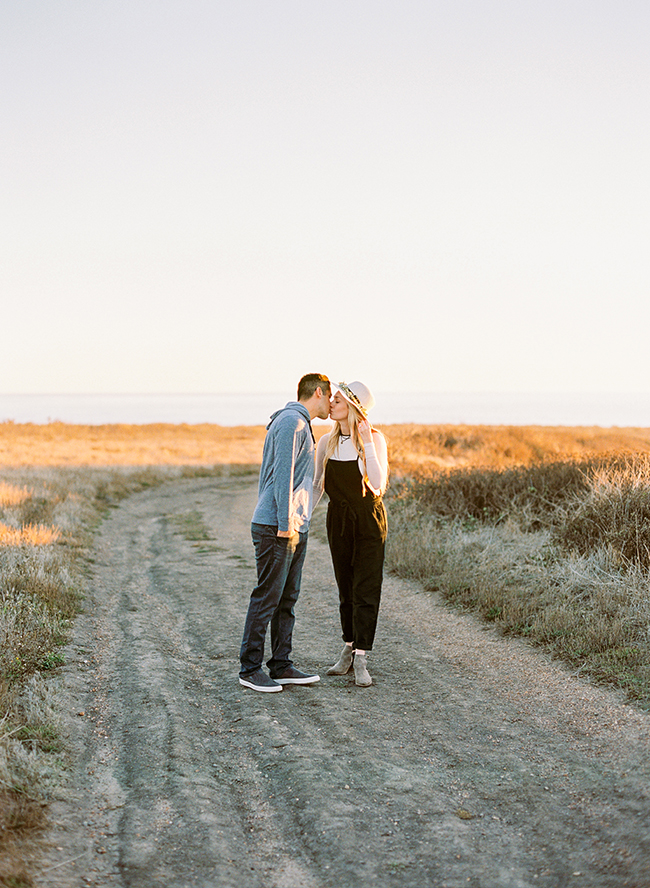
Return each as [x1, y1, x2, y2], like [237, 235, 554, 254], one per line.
[314, 430, 389, 500]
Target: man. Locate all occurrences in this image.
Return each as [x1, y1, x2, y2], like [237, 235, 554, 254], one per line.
[239, 373, 332, 692]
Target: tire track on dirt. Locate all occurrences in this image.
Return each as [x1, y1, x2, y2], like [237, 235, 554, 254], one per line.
[37, 476, 650, 887]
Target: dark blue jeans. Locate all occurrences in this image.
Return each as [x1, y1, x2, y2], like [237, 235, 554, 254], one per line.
[239, 523, 309, 678]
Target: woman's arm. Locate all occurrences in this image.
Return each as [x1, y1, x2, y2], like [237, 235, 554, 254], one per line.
[359, 425, 388, 495]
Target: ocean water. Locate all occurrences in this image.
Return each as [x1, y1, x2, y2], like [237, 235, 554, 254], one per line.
[2, 392, 650, 427]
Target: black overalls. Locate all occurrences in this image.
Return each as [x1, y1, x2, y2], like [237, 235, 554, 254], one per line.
[325, 458, 388, 651]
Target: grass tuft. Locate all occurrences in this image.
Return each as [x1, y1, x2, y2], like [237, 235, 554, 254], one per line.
[0, 525, 61, 547]
[556, 456, 650, 569]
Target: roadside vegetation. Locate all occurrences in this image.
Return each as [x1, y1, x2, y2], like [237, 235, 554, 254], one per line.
[0, 449, 257, 886]
[3, 420, 650, 884]
[385, 428, 650, 712]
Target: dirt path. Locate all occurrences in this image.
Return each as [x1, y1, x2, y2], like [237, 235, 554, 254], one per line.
[37, 476, 650, 888]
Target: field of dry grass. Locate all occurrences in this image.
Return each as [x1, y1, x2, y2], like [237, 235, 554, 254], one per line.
[0, 421, 267, 467]
[385, 422, 650, 475]
[3, 419, 650, 885]
[385, 427, 650, 714]
[4, 420, 650, 470]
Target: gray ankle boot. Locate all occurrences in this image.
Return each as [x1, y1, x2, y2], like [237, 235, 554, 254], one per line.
[353, 653, 372, 687]
[326, 645, 354, 675]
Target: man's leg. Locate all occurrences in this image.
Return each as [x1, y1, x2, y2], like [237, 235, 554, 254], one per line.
[267, 530, 308, 675]
[239, 525, 298, 677]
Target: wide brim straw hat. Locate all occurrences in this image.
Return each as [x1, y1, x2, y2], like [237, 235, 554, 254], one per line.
[332, 381, 375, 418]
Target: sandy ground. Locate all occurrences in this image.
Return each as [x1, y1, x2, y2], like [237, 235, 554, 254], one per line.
[36, 475, 650, 888]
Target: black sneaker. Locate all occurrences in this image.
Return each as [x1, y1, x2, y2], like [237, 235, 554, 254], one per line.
[272, 666, 320, 685]
[239, 670, 283, 693]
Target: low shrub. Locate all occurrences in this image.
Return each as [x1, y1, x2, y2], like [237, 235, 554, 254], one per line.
[401, 457, 632, 530]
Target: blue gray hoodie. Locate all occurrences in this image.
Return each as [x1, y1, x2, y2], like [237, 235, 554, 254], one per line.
[251, 402, 315, 534]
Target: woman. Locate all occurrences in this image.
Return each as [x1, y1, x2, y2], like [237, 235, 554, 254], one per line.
[314, 381, 389, 687]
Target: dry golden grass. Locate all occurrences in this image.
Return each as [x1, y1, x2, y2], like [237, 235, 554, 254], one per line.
[0, 483, 32, 507]
[384, 423, 650, 476]
[0, 524, 61, 547]
[0, 789, 46, 887]
[0, 422, 268, 467]
[4, 420, 650, 472]
[2, 419, 650, 886]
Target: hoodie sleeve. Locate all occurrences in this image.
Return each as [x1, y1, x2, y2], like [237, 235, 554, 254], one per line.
[312, 432, 329, 507]
[272, 414, 302, 534]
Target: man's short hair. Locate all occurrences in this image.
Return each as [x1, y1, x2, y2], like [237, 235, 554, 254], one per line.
[297, 373, 331, 401]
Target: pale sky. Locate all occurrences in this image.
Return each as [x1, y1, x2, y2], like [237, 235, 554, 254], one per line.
[3, 0, 649, 395]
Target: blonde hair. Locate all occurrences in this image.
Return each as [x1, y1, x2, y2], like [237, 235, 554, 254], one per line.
[322, 404, 371, 495]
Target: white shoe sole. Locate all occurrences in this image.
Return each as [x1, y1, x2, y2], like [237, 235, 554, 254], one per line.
[275, 675, 320, 685]
[239, 677, 283, 692]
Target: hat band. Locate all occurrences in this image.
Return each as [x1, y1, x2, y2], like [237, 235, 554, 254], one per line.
[338, 381, 368, 417]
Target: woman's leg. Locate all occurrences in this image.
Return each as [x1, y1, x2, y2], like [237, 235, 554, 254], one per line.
[326, 506, 356, 644]
[350, 534, 385, 652]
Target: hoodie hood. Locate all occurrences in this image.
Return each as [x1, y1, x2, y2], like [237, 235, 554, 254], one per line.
[266, 401, 314, 442]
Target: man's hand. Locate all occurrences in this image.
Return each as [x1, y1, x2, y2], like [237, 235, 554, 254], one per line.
[277, 529, 293, 538]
